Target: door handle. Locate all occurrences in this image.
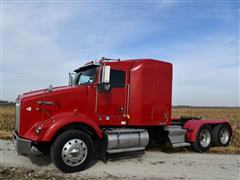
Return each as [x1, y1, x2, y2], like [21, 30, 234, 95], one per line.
[120, 107, 124, 113]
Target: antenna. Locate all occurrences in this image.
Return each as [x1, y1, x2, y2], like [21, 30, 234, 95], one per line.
[94, 36, 98, 61]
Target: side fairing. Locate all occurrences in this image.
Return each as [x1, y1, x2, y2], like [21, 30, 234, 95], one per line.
[128, 60, 172, 126]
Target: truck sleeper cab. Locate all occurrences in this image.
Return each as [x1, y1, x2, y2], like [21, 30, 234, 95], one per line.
[13, 58, 232, 173]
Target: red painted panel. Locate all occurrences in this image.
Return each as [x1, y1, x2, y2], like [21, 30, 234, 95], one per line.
[22, 112, 103, 141]
[18, 59, 175, 142]
[128, 60, 172, 126]
[95, 61, 133, 126]
[19, 85, 89, 137]
[97, 89, 125, 116]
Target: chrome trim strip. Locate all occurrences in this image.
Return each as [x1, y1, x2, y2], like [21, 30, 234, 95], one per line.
[107, 147, 145, 154]
[126, 84, 130, 115]
[15, 96, 21, 133]
[95, 86, 98, 114]
[37, 101, 53, 105]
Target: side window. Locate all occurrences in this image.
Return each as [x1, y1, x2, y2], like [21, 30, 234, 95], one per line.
[110, 70, 125, 88]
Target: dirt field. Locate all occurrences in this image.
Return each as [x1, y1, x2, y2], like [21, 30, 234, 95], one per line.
[0, 106, 239, 179]
[0, 139, 239, 180]
[0, 105, 239, 152]
[172, 107, 240, 149]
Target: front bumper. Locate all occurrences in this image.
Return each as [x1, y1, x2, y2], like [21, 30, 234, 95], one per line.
[13, 130, 32, 155]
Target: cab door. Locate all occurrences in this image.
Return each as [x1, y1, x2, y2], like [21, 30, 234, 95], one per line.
[96, 69, 127, 125]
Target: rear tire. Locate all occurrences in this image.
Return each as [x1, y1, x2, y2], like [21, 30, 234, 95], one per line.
[192, 125, 213, 152]
[213, 124, 231, 146]
[50, 130, 94, 173]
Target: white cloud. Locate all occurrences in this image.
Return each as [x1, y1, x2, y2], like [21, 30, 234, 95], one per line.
[171, 36, 239, 106]
[2, 2, 160, 100]
[1, 2, 239, 106]
[116, 34, 239, 106]
[3, 3, 76, 99]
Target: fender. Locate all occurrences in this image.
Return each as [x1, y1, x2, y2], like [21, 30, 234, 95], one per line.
[23, 112, 103, 142]
[183, 119, 231, 142]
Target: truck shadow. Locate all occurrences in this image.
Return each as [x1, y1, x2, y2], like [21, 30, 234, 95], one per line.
[107, 150, 145, 162]
[28, 148, 52, 167]
[27, 146, 193, 168]
[28, 148, 145, 168]
[147, 141, 193, 153]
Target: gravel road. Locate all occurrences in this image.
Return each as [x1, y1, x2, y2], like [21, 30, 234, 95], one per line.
[0, 140, 239, 179]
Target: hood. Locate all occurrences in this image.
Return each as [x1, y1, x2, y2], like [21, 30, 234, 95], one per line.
[22, 86, 73, 99]
[18, 85, 80, 137]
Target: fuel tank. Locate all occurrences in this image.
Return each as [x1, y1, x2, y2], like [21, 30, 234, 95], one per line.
[104, 128, 149, 153]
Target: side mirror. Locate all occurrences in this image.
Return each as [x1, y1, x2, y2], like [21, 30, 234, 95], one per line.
[99, 65, 111, 92]
[98, 83, 111, 92]
[101, 65, 110, 83]
[68, 72, 76, 86]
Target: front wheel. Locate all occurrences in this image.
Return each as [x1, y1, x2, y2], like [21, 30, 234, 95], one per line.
[50, 129, 94, 173]
[192, 125, 213, 152]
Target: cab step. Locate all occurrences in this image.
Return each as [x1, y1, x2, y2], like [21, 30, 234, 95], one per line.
[172, 142, 191, 148]
[164, 126, 191, 148]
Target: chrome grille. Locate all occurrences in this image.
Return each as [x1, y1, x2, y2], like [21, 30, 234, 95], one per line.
[15, 96, 21, 133]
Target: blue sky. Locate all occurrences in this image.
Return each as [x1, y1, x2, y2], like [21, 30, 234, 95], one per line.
[1, 0, 239, 106]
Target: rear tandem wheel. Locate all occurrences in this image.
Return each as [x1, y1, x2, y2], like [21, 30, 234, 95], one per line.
[213, 123, 231, 146]
[192, 124, 213, 152]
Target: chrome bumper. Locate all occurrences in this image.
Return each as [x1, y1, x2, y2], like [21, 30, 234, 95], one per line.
[13, 130, 32, 155]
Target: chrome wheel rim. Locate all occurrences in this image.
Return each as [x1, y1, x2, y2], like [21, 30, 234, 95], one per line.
[62, 139, 88, 166]
[219, 128, 229, 145]
[200, 129, 211, 148]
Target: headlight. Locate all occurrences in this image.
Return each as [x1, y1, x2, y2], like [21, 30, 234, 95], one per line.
[35, 125, 43, 135]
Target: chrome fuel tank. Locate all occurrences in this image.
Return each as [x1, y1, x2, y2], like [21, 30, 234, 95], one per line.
[104, 128, 149, 153]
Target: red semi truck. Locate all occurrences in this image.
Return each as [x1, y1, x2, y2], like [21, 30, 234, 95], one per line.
[13, 58, 232, 173]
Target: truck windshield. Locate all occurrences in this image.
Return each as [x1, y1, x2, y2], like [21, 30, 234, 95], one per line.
[73, 67, 97, 86]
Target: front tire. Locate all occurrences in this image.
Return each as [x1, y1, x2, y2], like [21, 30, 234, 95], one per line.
[192, 125, 213, 152]
[50, 130, 94, 173]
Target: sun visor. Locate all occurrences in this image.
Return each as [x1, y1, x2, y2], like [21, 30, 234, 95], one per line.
[74, 64, 98, 73]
